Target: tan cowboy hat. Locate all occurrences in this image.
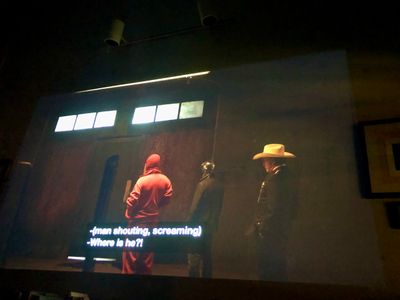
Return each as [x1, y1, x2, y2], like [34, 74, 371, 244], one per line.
[252, 144, 296, 160]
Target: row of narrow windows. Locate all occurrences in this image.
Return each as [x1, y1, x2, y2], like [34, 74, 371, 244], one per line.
[55, 100, 204, 132]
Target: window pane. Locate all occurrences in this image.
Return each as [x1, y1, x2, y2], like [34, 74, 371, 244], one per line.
[179, 100, 204, 119]
[74, 112, 96, 130]
[132, 106, 156, 124]
[54, 115, 76, 132]
[94, 110, 117, 128]
[155, 103, 179, 122]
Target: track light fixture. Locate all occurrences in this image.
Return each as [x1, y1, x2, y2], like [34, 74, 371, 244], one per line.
[104, 19, 125, 47]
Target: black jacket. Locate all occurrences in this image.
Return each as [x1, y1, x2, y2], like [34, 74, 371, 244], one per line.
[188, 174, 224, 233]
[255, 164, 296, 238]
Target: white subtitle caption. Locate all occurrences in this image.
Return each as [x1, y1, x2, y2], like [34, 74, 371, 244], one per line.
[86, 225, 202, 249]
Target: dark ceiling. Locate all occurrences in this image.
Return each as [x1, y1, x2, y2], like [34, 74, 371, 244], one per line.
[2, 1, 400, 50]
[0, 0, 399, 95]
[0, 0, 399, 159]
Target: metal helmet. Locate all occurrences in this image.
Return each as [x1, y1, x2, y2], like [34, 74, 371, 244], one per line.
[201, 160, 215, 175]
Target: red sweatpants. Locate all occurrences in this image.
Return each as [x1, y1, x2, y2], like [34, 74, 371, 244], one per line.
[122, 251, 154, 275]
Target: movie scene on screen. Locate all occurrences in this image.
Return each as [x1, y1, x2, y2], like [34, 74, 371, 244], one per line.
[0, 51, 364, 282]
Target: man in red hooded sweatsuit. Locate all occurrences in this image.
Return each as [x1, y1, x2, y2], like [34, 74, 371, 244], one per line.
[122, 153, 173, 274]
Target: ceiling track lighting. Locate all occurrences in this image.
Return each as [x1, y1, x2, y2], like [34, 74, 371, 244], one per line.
[104, 1, 220, 48]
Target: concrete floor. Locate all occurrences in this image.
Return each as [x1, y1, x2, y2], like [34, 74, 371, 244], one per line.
[4, 256, 254, 280]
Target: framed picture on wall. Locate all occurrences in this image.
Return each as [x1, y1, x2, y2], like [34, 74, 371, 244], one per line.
[358, 118, 400, 198]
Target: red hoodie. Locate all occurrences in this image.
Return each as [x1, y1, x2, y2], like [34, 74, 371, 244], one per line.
[125, 154, 173, 222]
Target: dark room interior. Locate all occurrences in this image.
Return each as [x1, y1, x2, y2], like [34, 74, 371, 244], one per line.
[1, 1, 400, 299]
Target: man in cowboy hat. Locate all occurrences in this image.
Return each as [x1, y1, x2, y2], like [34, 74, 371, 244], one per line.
[252, 143, 297, 281]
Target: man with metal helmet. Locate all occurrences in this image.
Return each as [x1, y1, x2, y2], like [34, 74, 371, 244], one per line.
[187, 160, 224, 278]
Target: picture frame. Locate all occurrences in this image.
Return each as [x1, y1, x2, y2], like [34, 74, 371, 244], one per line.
[358, 118, 400, 198]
